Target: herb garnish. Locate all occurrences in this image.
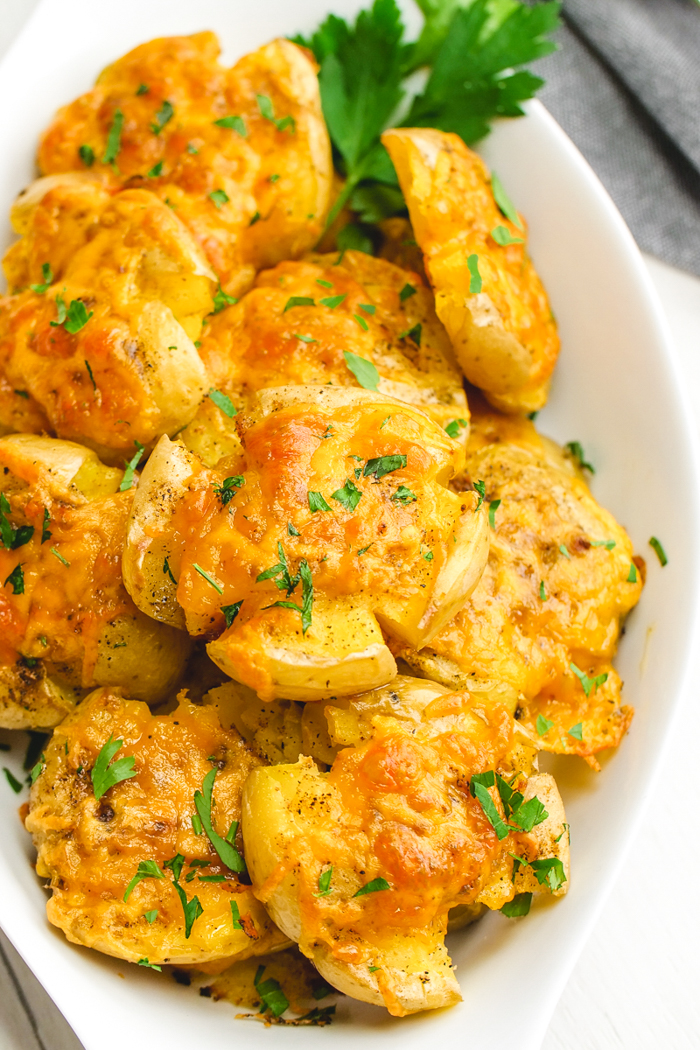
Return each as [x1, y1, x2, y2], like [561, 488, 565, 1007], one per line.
[163, 557, 177, 585]
[254, 966, 290, 1018]
[193, 563, 223, 594]
[445, 417, 468, 439]
[649, 536, 667, 566]
[474, 479, 486, 511]
[194, 768, 246, 872]
[49, 297, 93, 333]
[343, 349, 379, 390]
[212, 284, 238, 314]
[209, 189, 230, 209]
[147, 160, 163, 178]
[308, 491, 332, 513]
[320, 294, 346, 309]
[363, 454, 406, 480]
[214, 475, 245, 506]
[488, 498, 501, 529]
[354, 877, 390, 896]
[138, 958, 162, 971]
[214, 115, 246, 136]
[391, 484, 416, 504]
[3, 768, 22, 793]
[314, 867, 333, 897]
[208, 387, 237, 417]
[150, 100, 174, 135]
[470, 771, 509, 840]
[91, 735, 137, 800]
[627, 562, 638, 583]
[536, 714, 554, 736]
[221, 601, 243, 628]
[0, 493, 34, 550]
[50, 547, 70, 567]
[501, 892, 532, 917]
[331, 479, 362, 512]
[539, 580, 546, 601]
[565, 440, 595, 473]
[79, 144, 94, 167]
[256, 93, 296, 133]
[102, 109, 124, 164]
[119, 441, 145, 491]
[491, 225, 524, 246]
[399, 283, 416, 301]
[284, 296, 315, 312]
[570, 662, 608, 697]
[4, 565, 24, 595]
[529, 856, 566, 892]
[31, 262, 53, 294]
[467, 254, 482, 293]
[123, 859, 165, 902]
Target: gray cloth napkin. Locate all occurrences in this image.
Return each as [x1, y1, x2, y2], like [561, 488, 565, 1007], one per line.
[534, 0, 700, 276]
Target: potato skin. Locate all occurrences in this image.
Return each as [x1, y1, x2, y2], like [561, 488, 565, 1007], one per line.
[241, 677, 569, 1015]
[382, 128, 559, 413]
[396, 405, 643, 765]
[25, 688, 288, 966]
[37, 34, 331, 297]
[125, 387, 488, 701]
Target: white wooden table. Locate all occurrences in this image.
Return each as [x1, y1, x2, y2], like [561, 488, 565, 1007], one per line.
[1, 5, 699, 1047]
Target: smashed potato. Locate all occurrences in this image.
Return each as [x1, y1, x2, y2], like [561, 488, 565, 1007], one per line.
[38, 34, 332, 296]
[383, 128, 559, 413]
[25, 687, 288, 965]
[0, 434, 188, 726]
[1, 177, 212, 458]
[242, 676, 569, 1015]
[395, 406, 642, 765]
[180, 250, 468, 465]
[124, 386, 489, 700]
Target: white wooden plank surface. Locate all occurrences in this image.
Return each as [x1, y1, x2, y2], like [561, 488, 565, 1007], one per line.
[0, 5, 699, 1048]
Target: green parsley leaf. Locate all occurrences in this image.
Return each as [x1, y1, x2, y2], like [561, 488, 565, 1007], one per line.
[173, 882, 203, 938]
[150, 99, 174, 135]
[123, 860, 165, 902]
[30, 262, 53, 294]
[264, 559, 314, 635]
[569, 661, 608, 697]
[194, 767, 246, 873]
[354, 313, 369, 330]
[13, 390, 29, 399]
[354, 876, 390, 896]
[491, 225, 524, 246]
[164, 853, 185, 882]
[337, 222, 375, 254]
[208, 388, 237, 417]
[400, 322, 422, 345]
[214, 474, 245, 506]
[539, 580, 546, 601]
[186, 142, 199, 154]
[0, 493, 34, 550]
[511, 795, 548, 833]
[50, 294, 67, 326]
[364, 454, 406, 480]
[467, 253, 482, 293]
[119, 441, 145, 491]
[308, 490, 332, 513]
[314, 867, 333, 897]
[256, 93, 296, 133]
[193, 563, 223, 594]
[312, 981, 334, 1000]
[391, 484, 417, 505]
[536, 714, 554, 735]
[136, 83, 149, 95]
[144, 910, 158, 924]
[591, 539, 616, 550]
[79, 144, 94, 167]
[249, 211, 261, 226]
[212, 284, 238, 314]
[564, 440, 595, 473]
[209, 189, 230, 209]
[568, 722, 583, 741]
[191, 812, 203, 835]
[85, 360, 97, 391]
[63, 299, 93, 334]
[147, 160, 163, 177]
[488, 498, 501, 529]
[221, 601, 243, 629]
[649, 536, 668, 566]
[627, 561, 638, 583]
[471, 775, 509, 840]
[501, 892, 532, 918]
[29, 754, 45, 785]
[255, 971, 290, 1018]
[91, 734, 137, 801]
[163, 557, 176, 585]
[492, 172, 523, 229]
[3, 768, 22, 793]
[138, 958, 162, 971]
[331, 479, 362, 512]
[343, 349, 380, 390]
[214, 115, 246, 136]
[102, 109, 124, 164]
[473, 479, 486, 511]
[283, 296, 315, 312]
[269, 173, 280, 182]
[399, 282, 416, 301]
[40, 509, 50, 544]
[294, 333, 317, 343]
[529, 856, 566, 892]
[4, 565, 24, 595]
[320, 294, 347, 309]
[559, 543, 571, 559]
[445, 417, 468, 439]
[287, 522, 301, 536]
[50, 546, 70, 567]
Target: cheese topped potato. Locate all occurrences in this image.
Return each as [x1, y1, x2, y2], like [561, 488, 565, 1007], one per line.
[382, 128, 559, 414]
[0, 434, 188, 727]
[0, 177, 213, 459]
[123, 386, 489, 701]
[395, 400, 643, 767]
[37, 34, 332, 297]
[241, 676, 569, 1016]
[25, 687, 288, 966]
[180, 250, 469, 466]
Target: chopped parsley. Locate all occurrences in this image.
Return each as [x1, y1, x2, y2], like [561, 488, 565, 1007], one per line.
[138, 958, 162, 971]
[565, 440, 595, 473]
[343, 349, 379, 390]
[649, 536, 668, 566]
[320, 294, 346, 309]
[391, 484, 416, 505]
[102, 109, 124, 164]
[163, 557, 177, 585]
[85, 360, 97, 391]
[491, 225, 524, 246]
[627, 562, 638, 583]
[536, 714, 554, 735]
[3, 768, 22, 794]
[194, 768, 246, 872]
[308, 490, 331, 513]
[591, 539, 616, 550]
[144, 909, 158, 924]
[399, 283, 416, 301]
[91, 735, 137, 801]
[568, 723, 583, 740]
[287, 522, 301, 536]
[136, 83, 149, 95]
[119, 441, 145, 491]
[294, 333, 317, 343]
[467, 254, 482, 293]
[570, 662, 608, 697]
[559, 544, 571, 559]
[249, 211, 261, 226]
[256, 93, 295, 133]
[4, 565, 24, 595]
[331, 479, 362, 512]
[174, 882, 203, 938]
[193, 563, 223, 594]
[123, 860, 165, 902]
[470, 771, 509, 840]
[214, 474, 245, 506]
[354, 313, 369, 330]
[49, 297, 93, 333]
[209, 189, 230, 209]
[214, 114, 246, 136]
[208, 387, 237, 417]
[445, 417, 468, 439]
[29, 754, 45, 785]
[254, 967, 290, 1018]
[283, 296, 315, 312]
[399, 322, 422, 345]
[501, 892, 532, 918]
[492, 173, 523, 229]
[147, 160, 163, 178]
[0, 493, 34, 550]
[314, 867, 333, 897]
[529, 857, 566, 892]
[212, 284, 238, 314]
[354, 877, 390, 897]
[150, 100, 174, 135]
[488, 498, 501, 530]
[221, 601, 243, 629]
[264, 558, 314, 634]
[474, 479, 486, 511]
[30, 262, 53, 294]
[539, 580, 546, 601]
[316, 279, 333, 289]
[50, 547, 70, 567]
[359, 303, 376, 315]
[79, 144, 94, 167]
[363, 454, 406, 480]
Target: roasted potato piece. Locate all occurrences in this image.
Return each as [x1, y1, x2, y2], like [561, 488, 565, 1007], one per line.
[241, 676, 569, 1015]
[204, 679, 305, 766]
[37, 34, 332, 297]
[382, 128, 559, 413]
[395, 411, 643, 766]
[0, 435, 188, 727]
[180, 250, 469, 466]
[1, 181, 212, 458]
[25, 688, 288, 966]
[124, 386, 489, 701]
